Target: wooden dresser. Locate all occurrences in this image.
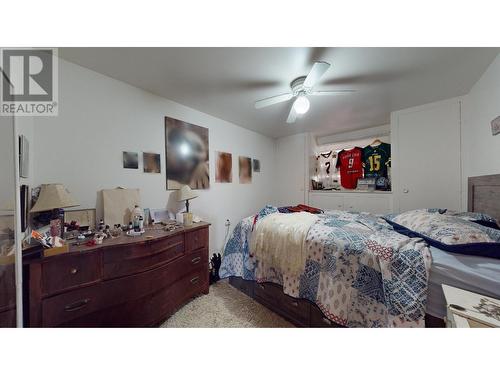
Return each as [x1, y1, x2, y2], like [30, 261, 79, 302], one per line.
[0, 262, 16, 327]
[24, 222, 209, 327]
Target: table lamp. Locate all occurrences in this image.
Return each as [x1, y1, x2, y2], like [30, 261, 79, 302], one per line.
[30, 183, 79, 237]
[177, 185, 198, 226]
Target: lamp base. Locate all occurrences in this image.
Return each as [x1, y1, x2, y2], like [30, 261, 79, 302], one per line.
[182, 212, 193, 226]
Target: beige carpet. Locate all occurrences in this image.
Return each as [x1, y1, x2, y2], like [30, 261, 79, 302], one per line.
[160, 280, 294, 328]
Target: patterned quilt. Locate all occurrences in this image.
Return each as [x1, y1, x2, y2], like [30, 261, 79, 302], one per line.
[220, 207, 432, 327]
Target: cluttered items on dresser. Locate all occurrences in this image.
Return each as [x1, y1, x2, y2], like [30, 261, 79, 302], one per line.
[28, 186, 191, 254]
[312, 138, 391, 192]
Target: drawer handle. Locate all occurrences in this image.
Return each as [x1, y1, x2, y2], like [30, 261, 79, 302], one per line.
[190, 276, 200, 284]
[191, 256, 201, 264]
[70, 268, 78, 275]
[64, 298, 90, 312]
[290, 300, 299, 307]
[322, 317, 332, 325]
[259, 284, 265, 290]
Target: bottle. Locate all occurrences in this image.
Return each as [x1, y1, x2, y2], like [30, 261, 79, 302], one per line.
[128, 221, 133, 231]
[131, 205, 143, 225]
[139, 216, 144, 231]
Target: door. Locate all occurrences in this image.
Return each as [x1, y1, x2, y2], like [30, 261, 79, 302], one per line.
[0, 115, 18, 327]
[394, 99, 461, 212]
[274, 134, 306, 207]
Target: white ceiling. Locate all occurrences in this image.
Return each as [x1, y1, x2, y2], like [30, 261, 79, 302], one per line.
[59, 47, 499, 139]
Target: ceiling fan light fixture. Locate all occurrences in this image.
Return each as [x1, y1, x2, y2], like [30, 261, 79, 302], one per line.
[293, 95, 310, 114]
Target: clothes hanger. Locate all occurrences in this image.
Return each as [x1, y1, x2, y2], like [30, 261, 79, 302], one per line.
[370, 138, 382, 146]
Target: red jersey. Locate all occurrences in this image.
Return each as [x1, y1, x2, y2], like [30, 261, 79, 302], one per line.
[336, 147, 363, 189]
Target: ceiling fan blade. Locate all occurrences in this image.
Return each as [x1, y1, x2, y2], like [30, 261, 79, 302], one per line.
[303, 61, 331, 89]
[311, 89, 356, 96]
[286, 106, 297, 124]
[254, 93, 293, 109]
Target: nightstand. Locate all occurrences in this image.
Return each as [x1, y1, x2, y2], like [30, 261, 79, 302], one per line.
[442, 284, 500, 328]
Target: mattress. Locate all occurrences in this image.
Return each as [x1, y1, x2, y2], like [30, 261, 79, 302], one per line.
[427, 247, 500, 318]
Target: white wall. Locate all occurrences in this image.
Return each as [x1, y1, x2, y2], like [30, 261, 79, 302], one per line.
[461, 53, 500, 208]
[31, 58, 276, 253]
[316, 124, 390, 146]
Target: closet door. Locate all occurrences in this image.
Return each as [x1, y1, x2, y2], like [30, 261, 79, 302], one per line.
[392, 99, 462, 212]
[274, 134, 306, 207]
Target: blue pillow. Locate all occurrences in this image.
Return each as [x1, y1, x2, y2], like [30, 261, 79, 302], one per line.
[444, 211, 500, 230]
[384, 209, 500, 259]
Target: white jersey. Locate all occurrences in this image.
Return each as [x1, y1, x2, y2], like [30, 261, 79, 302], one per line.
[315, 151, 337, 187]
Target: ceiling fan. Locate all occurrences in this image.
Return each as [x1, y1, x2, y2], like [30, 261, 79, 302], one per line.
[254, 61, 356, 124]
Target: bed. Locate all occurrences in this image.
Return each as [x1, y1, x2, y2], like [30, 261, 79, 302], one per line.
[220, 174, 500, 328]
[427, 174, 500, 319]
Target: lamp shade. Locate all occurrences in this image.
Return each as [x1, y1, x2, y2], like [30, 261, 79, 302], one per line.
[30, 184, 79, 213]
[177, 185, 198, 202]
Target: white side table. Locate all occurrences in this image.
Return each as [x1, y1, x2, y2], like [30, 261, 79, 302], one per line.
[442, 284, 500, 328]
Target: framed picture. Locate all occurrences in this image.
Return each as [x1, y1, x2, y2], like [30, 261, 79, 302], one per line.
[19, 135, 29, 178]
[123, 151, 138, 169]
[64, 208, 97, 230]
[215, 151, 232, 183]
[143, 152, 161, 173]
[253, 159, 260, 172]
[20, 184, 29, 232]
[492, 115, 500, 136]
[165, 116, 209, 189]
[239, 156, 252, 184]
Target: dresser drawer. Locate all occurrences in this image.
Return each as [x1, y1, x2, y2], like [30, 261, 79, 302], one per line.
[150, 234, 185, 254]
[42, 283, 105, 327]
[185, 247, 208, 267]
[42, 252, 101, 296]
[186, 227, 208, 253]
[42, 264, 159, 327]
[0, 308, 16, 328]
[0, 263, 16, 310]
[103, 234, 184, 279]
[169, 267, 209, 310]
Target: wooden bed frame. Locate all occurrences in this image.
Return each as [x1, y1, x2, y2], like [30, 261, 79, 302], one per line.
[229, 174, 500, 328]
[468, 174, 500, 223]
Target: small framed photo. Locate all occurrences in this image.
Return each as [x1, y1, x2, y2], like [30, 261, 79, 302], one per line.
[123, 151, 138, 169]
[143, 152, 161, 173]
[64, 208, 97, 230]
[252, 159, 260, 173]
